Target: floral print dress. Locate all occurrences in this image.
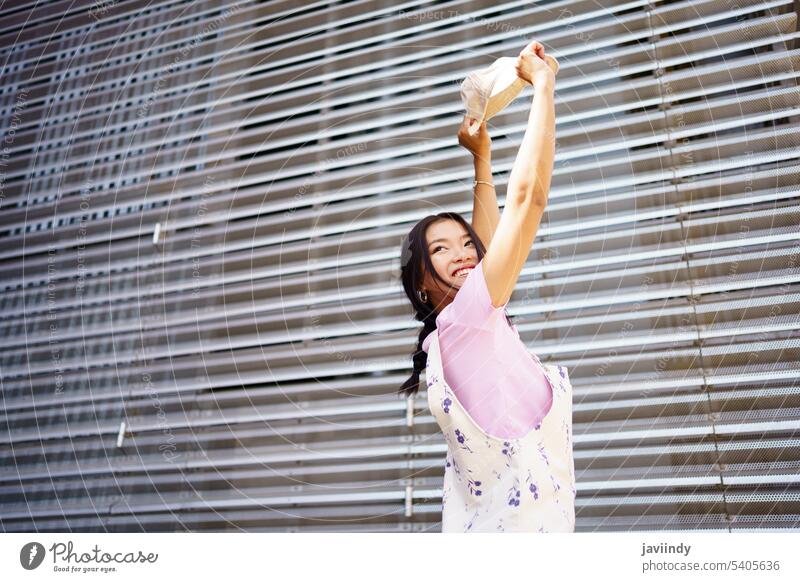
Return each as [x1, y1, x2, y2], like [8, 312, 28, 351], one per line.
[426, 328, 577, 533]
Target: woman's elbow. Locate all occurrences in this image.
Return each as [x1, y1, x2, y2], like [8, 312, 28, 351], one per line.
[508, 183, 548, 208]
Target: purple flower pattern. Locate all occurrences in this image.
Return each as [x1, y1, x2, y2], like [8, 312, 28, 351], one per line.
[550, 473, 561, 495]
[538, 442, 550, 466]
[465, 508, 480, 531]
[453, 428, 474, 453]
[467, 477, 483, 497]
[525, 469, 539, 500]
[442, 482, 452, 509]
[507, 477, 522, 507]
[442, 397, 452, 414]
[501, 440, 517, 468]
[427, 336, 575, 532]
[450, 454, 462, 480]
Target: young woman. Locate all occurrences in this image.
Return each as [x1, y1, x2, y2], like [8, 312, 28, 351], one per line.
[399, 41, 576, 532]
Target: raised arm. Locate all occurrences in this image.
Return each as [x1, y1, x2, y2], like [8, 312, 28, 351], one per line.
[458, 117, 500, 250]
[482, 41, 558, 308]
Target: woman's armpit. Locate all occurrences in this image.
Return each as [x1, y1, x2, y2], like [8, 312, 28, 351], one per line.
[448, 259, 507, 328]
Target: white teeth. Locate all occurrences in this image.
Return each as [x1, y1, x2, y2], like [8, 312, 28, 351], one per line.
[454, 267, 473, 277]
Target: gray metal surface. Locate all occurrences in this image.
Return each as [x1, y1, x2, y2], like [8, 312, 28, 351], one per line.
[0, 0, 799, 532]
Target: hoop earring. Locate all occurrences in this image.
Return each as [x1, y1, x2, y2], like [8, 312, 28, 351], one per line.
[417, 289, 428, 303]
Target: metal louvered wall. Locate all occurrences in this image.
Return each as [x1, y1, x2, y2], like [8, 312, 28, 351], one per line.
[0, 0, 798, 533]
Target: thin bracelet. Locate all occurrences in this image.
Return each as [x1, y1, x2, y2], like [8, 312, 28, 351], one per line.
[474, 180, 495, 188]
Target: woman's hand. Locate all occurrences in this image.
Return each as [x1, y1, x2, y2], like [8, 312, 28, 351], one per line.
[515, 40, 557, 87]
[458, 116, 491, 159]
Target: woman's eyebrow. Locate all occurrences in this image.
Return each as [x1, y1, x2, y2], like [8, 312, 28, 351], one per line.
[428, 234, 471, 246]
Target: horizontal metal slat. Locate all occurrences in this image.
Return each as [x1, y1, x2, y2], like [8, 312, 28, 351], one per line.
[1, 0, 788, 214]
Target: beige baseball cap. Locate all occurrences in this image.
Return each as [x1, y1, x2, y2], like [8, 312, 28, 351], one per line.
[460, 54, 559, 136]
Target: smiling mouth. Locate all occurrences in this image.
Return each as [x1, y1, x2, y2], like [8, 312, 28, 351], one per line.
[452, 266, 475, 277]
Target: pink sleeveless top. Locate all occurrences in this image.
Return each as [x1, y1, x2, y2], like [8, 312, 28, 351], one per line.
[421, 258, 553, 438]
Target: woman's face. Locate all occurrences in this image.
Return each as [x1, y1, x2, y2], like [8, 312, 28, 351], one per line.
[420, 219, 479, 311]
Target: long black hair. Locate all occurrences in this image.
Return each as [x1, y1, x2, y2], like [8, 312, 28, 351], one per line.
[398, 211, 514, 397]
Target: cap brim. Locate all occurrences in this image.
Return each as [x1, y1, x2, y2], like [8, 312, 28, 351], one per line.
[462, 56, 529, 135]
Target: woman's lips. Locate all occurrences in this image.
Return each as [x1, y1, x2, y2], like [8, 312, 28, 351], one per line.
[452, 265, 475, 277]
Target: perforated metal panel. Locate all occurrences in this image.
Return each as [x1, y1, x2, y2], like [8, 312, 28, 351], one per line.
[0, 0, 798, 532]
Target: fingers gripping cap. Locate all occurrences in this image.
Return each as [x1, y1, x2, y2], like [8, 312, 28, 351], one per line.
[460, 56, 528, 136]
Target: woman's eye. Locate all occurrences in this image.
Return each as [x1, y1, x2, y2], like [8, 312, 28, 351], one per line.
[432, 240, 472, 253]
